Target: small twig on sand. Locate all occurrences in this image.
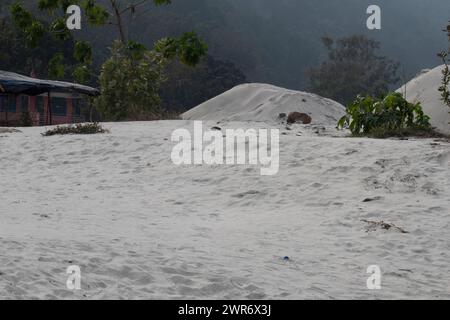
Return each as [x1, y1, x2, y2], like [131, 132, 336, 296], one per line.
[362, 219, 409, 234]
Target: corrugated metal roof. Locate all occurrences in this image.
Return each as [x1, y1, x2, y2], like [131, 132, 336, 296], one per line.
[0, 70, 99, 96]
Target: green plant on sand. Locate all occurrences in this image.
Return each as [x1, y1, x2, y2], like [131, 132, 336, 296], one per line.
[42, 123, 108, 136]
[337, 92, 439, 138]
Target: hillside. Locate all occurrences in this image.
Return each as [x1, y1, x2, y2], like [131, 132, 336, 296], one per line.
[11, 0, 450, 89]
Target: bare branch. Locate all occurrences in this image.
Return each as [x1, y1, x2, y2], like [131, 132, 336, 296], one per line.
[120, 0, 150, 15]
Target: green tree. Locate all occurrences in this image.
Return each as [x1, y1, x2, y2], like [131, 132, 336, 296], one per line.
[308, 35, 400, 105]
[10, 0, 208, 72]
[10, 0, 207, 119]
[96, 41, 166, 120]
[0, 17, 78, 80]
[9, 2, 91, 82]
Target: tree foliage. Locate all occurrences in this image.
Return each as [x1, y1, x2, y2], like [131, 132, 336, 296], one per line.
[154, 32, 207, 67]
[95, 41, 166, 121]
[0, 17, 78, 80]
[9, 0, 208, 120]
[10, 1, 207, 68]
[308, 35, 400, 106]
[438, 22, 450, 113]
[9, 2, 91, 82]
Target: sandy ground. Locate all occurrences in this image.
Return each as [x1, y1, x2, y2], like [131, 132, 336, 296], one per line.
[0, 121, 450, 300]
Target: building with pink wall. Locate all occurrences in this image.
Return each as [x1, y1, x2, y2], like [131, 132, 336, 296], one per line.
[0, 71, 99, 127]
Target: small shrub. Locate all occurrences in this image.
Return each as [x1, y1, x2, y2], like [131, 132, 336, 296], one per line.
[338, 92, 432, 137]
[42, 123, 108, 136]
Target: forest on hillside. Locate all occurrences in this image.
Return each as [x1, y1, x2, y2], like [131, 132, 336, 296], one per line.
[74, 0, 450, 87]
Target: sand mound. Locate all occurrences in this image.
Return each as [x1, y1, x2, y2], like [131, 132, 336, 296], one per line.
[397, 65, 450, 134]
[182, 83, 346, 125]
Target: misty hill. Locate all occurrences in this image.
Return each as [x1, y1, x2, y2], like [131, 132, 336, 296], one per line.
[8, 0, 450, 91]
[75, 0, 450, 90]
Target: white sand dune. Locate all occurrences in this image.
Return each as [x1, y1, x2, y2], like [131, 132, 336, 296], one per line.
[182, 83, 346, 125]
[397, 65, 450, 134]
[1, 121, 449, 299]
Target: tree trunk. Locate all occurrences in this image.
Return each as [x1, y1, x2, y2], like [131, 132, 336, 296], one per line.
[47, 91, 52, 126]
[3, 97, 7, 127]
[110, 0, 126, 44]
